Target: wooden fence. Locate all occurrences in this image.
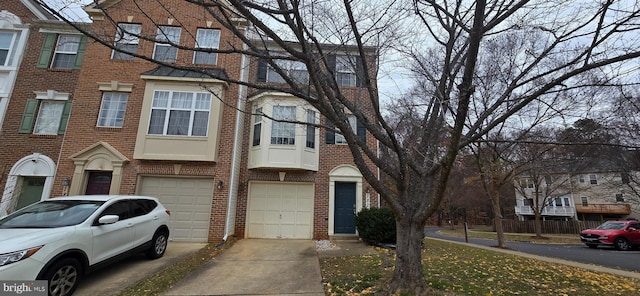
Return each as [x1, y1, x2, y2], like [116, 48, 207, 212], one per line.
[501, 220, 603, 234]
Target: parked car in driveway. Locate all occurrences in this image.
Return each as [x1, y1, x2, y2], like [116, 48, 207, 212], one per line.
[580, 220, 640, 251]
[0, 195, 170, 296]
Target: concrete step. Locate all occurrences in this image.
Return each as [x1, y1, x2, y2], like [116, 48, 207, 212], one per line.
[329, 234, 360, 241]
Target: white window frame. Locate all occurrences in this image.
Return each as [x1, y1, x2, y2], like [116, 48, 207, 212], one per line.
[267, 59, 308, 83]
[335, 115, 356, 144]
[589, 174, 598, 185]
[0, 31, 16, 66]
[336, 55, 356, 87]
[97, 92, 128, 128]
[147, 90, 211, 136]
[51, 34, 81, 69]
[193, 28, 220, 65]
[270, 105, 296, 145]
[112, 23, 141, 60]
[252, 107, 262, 146]
[153, 26, 181, 62]
[306, 109, 317, 149]
[33, 101, 65, 135]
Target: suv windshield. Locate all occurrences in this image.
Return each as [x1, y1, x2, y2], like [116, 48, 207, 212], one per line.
[0, 200, 104, 228]
[596, 222, 626, 230]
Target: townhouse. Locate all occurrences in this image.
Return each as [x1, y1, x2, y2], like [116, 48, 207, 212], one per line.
[0, 0, 86, 216]
[514, 156, 640, 221]
[0, 0, 381, 242]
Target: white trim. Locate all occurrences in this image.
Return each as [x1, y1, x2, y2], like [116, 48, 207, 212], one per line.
[328, 165, 363, 236]
[34, 90, 70, 101]
[38, 28, 83, 35]
[20, 0, 51, 20]
[0, 153, 56, 217]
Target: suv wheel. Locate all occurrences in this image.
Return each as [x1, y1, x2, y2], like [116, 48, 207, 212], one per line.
[614, 237, 631, 251]
[146, 230, 168, 259]
[40, 258, 82, 296]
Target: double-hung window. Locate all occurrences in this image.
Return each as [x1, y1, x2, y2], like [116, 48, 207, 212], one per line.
[589, 174, 598, 185]
[306, 110, 316, 149]
[193, 28, 220, 65]
[153, 26, 181, 62]
[113, 23, 141, 60]
[51, 35, 81, 69]
[252, 107, 262, 146]
[148, 90, 211, 136]
[19, 91, 71, 135]
[37, 33, 86, 69]
[34, 101, 65, 134]
[0, 31, 15, 66]
[267, 59, 308, 83]
[336, 55, 356, 87]
[271, 106, 296, 145]
[335, 115, 356, 144]
[97, 92, 128, 127]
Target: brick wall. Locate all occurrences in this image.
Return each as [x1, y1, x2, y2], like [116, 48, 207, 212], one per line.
[0, 2, 81, 201]
[53, 0, 244, 242]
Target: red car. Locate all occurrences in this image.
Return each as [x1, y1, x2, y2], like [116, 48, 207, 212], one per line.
[580, 220, 640, 250]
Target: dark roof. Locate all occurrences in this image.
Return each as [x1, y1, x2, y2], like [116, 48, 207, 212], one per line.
[141, 66, 228, 80]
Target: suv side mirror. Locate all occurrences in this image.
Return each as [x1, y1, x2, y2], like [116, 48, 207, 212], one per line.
[98, 215, 120, 224]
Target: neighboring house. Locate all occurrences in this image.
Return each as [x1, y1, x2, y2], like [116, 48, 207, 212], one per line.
[237, 42, 379, 239]
[0, 0, 87, 216]
[514, 156, 640, 222]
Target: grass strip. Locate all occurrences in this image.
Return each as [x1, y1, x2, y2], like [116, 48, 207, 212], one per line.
[320, 238, 640, 295]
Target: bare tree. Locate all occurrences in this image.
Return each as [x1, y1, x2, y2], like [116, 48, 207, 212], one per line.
[38, 0, 640, 293]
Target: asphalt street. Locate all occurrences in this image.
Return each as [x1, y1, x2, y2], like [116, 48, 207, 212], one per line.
[424, 228, 640, 273]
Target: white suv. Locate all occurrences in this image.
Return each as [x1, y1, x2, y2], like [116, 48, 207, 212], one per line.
[0, 195, 171, 296]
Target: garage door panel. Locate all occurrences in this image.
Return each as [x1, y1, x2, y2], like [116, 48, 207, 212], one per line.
[140, 177, 214, 242]
[246, 182, 313, 239]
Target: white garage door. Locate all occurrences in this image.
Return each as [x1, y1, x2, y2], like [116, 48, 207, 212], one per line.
[247, 182, 314, 239]
[139, 177, 214, 242]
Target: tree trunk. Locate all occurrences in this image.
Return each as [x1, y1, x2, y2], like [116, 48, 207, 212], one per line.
[534, 212, 543, 237]
[388, 214, 428, 294]
[491, 193, 506, 248]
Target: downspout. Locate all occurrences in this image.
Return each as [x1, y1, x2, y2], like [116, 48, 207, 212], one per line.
[377, 138, 380, 208]
[223, 26, 249, 241]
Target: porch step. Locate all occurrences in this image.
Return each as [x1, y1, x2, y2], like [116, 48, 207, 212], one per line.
[330, 234, 360, 241]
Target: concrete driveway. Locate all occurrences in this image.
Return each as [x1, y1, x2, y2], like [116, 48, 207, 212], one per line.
[163, 239, 325, 296]
[74, 242, 206, 296]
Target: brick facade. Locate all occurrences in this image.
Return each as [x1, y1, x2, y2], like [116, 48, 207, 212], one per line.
[1, 0, 381, 242]
[0, 0, 83, 214]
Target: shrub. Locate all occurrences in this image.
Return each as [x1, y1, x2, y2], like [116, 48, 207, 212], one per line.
[355, 207, 396, 244]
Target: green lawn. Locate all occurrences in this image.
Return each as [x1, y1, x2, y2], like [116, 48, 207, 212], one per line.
[320, 238, 640, 295]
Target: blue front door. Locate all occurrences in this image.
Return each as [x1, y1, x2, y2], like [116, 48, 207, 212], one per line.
[334, 182, 356, 234]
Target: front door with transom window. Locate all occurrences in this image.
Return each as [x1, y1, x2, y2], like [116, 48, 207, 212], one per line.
[334, 182, 356, 234]
[85, 171, 112, 195]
